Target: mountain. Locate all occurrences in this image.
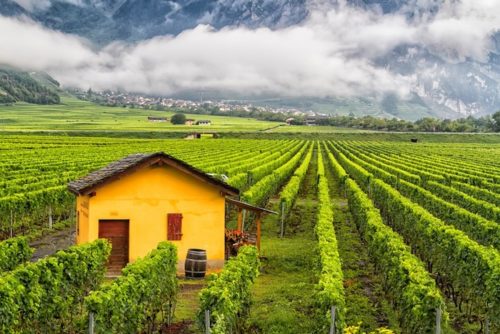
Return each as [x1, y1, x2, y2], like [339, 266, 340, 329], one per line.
[1, 0, 499, 119]
[0, 0, 27, 16]
[0, 67, 61, 104]
[0, 0, 308, 43]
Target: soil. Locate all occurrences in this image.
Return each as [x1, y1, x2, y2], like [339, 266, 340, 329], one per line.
[29, 226, 76, 261]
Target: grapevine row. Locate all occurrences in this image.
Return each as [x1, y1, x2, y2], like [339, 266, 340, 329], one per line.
[327, 143, 500, 325]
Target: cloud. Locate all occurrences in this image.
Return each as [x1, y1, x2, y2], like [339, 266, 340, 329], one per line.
[418, 0, 500, 62]
[0, 16, 95, 68]
[1, 0, 499, 99]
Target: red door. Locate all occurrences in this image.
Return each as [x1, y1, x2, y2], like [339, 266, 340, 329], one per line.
[99, 220, 129, 274]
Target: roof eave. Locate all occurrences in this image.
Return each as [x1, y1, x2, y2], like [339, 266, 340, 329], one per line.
[67, 152, 240, 197]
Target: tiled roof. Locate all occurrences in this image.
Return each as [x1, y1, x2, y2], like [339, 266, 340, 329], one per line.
[68, 152, 239, 196]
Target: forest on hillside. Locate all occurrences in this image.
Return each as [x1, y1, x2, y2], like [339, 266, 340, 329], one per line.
[0, 69, 60, 105]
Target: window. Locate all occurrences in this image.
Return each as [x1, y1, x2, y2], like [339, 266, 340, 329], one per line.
[167, 213, 183, 240]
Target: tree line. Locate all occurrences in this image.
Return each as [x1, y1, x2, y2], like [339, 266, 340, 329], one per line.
[157, 103, 500, 133]
[178, 105, 500, 133]
[307, 113, 500, 133]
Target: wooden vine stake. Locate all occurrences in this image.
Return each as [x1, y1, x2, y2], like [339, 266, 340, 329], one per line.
[280, 202, 285, 238]
[48, 206, 53, 229]
[329, 306, 336, 334]
[88, 312, 95, 334]
[204, 310, 211, 334]
[435, 307, 441, 334]
[241, 209, 246, 232]
[10, 210, 13, 238]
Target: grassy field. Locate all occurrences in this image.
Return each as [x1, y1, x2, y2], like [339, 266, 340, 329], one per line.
[247, 148, 322, 333]
[0, 97, 279, 132]
[267, 125, 372, 133]
[2, 99, 500, 144]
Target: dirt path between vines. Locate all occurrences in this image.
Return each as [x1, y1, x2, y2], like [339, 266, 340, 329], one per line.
[30, 226, 76, 261]
[246, 146, 321, 334]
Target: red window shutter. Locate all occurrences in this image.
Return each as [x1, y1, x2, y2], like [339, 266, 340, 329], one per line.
[167, 213, 183, 240]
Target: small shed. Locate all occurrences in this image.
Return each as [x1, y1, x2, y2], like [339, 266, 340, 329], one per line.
[148, 116, 168, 122]
[68, 153, 271, 274]
[196, 120, 212, 126]
[305, 117, 316, 126]
[185, 119, 195, 126]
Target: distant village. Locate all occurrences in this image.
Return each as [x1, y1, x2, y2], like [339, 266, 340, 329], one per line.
[73, 89, 314, 117]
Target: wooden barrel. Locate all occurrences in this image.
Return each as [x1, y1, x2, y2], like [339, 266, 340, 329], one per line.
[185, 249, 207, 278]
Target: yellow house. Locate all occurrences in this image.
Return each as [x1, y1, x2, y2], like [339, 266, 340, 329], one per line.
[68, 152, 240, 273]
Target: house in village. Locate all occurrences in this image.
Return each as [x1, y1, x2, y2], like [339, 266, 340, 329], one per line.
[196, 120, 212, 126]
[185, 132, 218, 139]
[68, 152, 272, 274]
[305, 117, 317, 126]
[185, 119, 195, 126]
[147, 116, 169, 122]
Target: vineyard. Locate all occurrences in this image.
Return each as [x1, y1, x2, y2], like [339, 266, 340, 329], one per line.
[0, 133, 499, 333]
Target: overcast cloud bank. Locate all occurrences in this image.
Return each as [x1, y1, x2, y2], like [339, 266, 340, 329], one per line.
[1, 0, 499, 99]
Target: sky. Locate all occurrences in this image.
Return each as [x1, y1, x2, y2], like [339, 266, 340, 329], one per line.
[1, 0, 499, 99]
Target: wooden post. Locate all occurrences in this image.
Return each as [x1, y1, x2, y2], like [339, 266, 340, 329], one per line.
[237, 208, 243, 231]
[280, 202, 285, 238]
[256, 212, 262, 252]
[205, 310, 211, 334]
[10, 210, 13, 238]
[485, 318, 490, 334]
[241, 209, 246, 232]
[48, 206, 53, 229]
[435, 307, 441, 334]
[88, 312, 95, 334]
[329, 306, 336, 334]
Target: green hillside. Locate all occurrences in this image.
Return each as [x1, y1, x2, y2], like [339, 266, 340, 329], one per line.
[0, 96, 280, 132]
[0, 68, 60, 104]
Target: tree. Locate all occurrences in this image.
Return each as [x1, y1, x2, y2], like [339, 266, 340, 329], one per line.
[492, 111, 500, 132]
[171, 113, 187, 125]
[415, 118, 440, 132]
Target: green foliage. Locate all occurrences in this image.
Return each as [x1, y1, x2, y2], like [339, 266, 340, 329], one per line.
[370, 178, 500, 325]
[0, 236, 33, 272]
[343, 324, 395, 334]
[85, 241, 178, 333]
[425, 180, 500, 222]
[0, 239, 110, 333]
[317, 114, 498, 133]
[451, 181, 500, 207]
[342, 175, 446, 331]
[171, 113, 187, 124]
[0, 186, 74, 239]
[327, 145, 446, 332]
[331, 143, 500, 327]
[315, 146, 345, 332]
[242, 142, 309, 205]
[0, 69, 60, 104]
[493, 111, 500, 132]
[198, 245, 260, 334]
[279, 143, 314, 218]
[246, 141, 304, 185]
[333, 142, 500, 249]
[226, 140, 303, 190]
